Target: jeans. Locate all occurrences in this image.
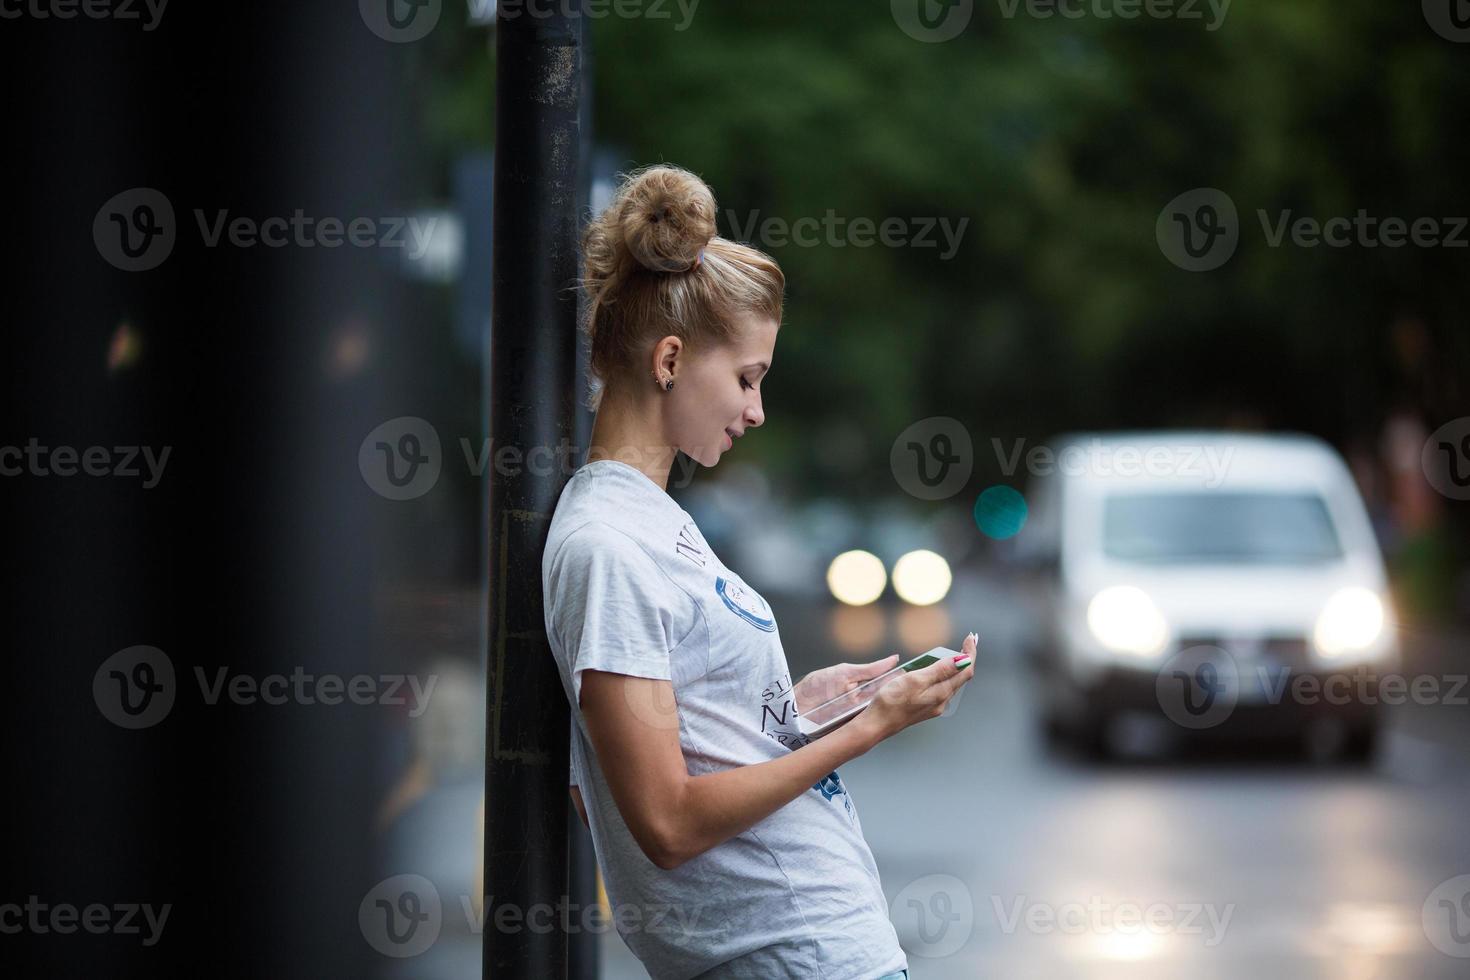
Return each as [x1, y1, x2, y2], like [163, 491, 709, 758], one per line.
[876, 972, 909, 980]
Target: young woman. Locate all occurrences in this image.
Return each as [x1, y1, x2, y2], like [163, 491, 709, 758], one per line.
[541, 164, 976, 979]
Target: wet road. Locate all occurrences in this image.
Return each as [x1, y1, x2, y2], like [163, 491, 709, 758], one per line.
[599, 569, 1470, 979]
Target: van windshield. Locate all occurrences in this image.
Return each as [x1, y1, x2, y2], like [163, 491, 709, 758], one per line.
[1102, 492, 1344, 564]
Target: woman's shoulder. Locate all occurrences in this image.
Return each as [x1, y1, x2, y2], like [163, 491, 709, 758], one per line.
[542, 516, 669, 592]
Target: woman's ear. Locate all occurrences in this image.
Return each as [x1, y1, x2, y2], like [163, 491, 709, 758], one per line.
[651, 335, 681, 379]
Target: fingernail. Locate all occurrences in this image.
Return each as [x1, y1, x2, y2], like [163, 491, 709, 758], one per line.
[955, 657, 973, 669]
[952, 654, 970, 665]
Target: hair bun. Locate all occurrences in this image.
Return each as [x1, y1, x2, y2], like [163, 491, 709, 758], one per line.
[616, 165, 717, 273]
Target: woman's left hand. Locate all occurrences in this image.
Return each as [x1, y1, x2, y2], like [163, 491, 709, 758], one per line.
[792, 654, 900, 714]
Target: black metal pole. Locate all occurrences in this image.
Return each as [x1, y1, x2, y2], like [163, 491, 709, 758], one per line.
[484, 3, 585, 979]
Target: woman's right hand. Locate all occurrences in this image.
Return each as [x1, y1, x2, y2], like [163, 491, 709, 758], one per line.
[855, 633, 977, 744]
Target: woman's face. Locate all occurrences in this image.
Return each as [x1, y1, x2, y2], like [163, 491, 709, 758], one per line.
[664, 315, 777, 467]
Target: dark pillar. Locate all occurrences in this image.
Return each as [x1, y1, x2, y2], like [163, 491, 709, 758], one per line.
[484, 3, 586, 979]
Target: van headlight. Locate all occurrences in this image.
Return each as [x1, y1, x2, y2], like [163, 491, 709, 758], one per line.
[1314, 587, 1385, 658]
[1087, 586, 1169, 657]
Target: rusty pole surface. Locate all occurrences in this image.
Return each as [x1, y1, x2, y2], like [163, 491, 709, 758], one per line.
[483, 3, 585, 978]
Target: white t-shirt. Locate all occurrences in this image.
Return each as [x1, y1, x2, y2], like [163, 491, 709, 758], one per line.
[542, 458, 908, 980]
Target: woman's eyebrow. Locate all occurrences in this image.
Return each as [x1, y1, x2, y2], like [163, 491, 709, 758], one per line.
[744, 361, 770, 374]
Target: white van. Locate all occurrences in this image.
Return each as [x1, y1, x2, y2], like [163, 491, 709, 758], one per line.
[1014, 431, 1399, 761]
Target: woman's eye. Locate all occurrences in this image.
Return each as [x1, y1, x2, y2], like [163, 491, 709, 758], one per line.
[740, 375, 753, 391]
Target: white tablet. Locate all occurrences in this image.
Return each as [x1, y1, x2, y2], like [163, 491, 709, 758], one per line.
[797, 646, 961, 739]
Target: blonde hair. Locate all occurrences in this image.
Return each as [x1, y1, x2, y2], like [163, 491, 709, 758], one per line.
[579, 164, 785, 412]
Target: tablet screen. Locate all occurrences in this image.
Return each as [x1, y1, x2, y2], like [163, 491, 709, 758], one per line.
[799, 649, 951, 729]
[799, 668, 902, 728]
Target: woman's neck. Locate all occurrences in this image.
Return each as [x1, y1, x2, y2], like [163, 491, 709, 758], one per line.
[585, 398, 677, 492]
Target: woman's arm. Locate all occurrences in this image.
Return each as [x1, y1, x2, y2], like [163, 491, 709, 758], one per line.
[579, 669, 878, 870]
[578, 642, 972, 871]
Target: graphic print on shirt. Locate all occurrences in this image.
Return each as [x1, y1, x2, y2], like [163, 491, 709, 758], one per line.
[715, 576, 776, 632]
[674, 521, 707, 567]
[813, 769, 855, 820]
[758, 671, 807, 750]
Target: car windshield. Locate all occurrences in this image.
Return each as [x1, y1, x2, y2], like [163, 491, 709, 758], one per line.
[1102, 491, 1344, 564]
